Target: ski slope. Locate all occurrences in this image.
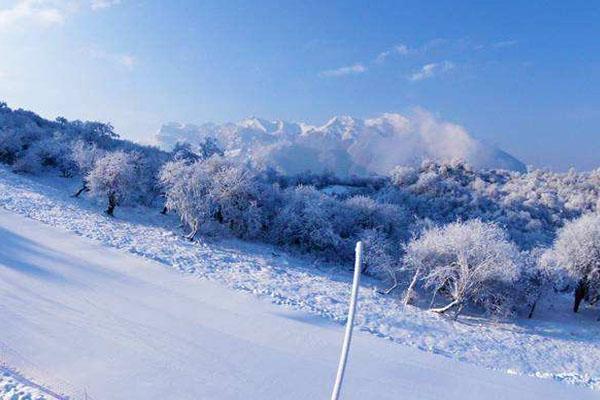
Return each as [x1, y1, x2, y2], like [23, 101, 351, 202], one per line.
[0, 209, 597, 399]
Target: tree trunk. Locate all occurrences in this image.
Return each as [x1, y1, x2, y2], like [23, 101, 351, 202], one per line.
[378, 276, 400, 295]
[403, 267, 421, 306]
[528, 300, 538, 319]
[215, 208, 223, 224]
[431, 298, 461, 314]
[106, 192, 117, 216]
[453, 302, 464, 320]
[573, 278, 588, 313]
[429, 287, 440, 308]
[186, 221, 199, 241]
[73, 183, 89, 198]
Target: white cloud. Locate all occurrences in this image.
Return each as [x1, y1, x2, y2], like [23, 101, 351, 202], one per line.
[409, 61, 455, 82]
[0, 0, 67, 29]
[375, 44, 409, 63]
[91, 0, 121, 11]
[84, 46, 136, 70]
[0, 0, 123, 30]
[492, 40, 518, 48]
[319, 63, 367, 78]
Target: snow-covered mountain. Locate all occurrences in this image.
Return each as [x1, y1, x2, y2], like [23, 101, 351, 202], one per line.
[155, 110, 526, 176]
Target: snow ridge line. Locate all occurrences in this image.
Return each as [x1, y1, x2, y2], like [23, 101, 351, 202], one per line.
[0, 167, 599, 391]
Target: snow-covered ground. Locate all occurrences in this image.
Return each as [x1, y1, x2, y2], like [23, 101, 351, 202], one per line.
[1, 207, 597, 400]
[0, 368, 61, 400]
[0, 166, 599, 398]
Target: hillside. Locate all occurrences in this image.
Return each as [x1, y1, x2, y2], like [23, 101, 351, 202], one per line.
[0, 167, 599, 399]
[0, 200, 597, 400]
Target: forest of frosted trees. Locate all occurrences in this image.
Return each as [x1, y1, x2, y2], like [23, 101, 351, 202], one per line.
[1, 102, 599, 320]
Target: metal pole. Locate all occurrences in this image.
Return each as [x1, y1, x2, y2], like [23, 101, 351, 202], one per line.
[330, 241, 363, 400]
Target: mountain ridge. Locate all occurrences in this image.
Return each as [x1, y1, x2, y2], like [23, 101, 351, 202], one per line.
[156, 110, 526, 176]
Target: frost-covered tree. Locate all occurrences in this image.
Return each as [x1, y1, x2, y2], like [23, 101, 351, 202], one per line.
[59, 119, 119, 146]
[360, 229, 399, 292]
[403, 220, 520, 318]
[159, 159, 203, 237]
[160, 157, 271, 240]
[378, 160, 600, 251]
[342, 195, 408, 242]
[513, 248, 554, 318]
[543, 213, 600, 313]
[71, 140, 105, 196]
[87, 151, 140, 216]
[2, 100, 600, 319]
[271, 185, 344, 257]
[207, 158, 271, 238]
[158, 143, 202, 214]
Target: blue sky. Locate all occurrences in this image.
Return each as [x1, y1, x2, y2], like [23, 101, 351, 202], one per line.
[1, 0, 599, 170]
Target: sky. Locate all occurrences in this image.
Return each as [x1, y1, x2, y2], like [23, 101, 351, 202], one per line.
[0, 0, 599, 170]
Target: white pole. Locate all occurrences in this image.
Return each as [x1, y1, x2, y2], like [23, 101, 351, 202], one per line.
[330, 241, 363, 400]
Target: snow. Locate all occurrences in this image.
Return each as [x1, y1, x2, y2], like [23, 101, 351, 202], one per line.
[0, 166, 599, 398]
[0, 206, 597, 400]
[0, 369, 59, 400]
[155, 110, 526, 176]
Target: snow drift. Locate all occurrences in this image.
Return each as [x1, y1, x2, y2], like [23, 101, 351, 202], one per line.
[155, 110, 526, 176]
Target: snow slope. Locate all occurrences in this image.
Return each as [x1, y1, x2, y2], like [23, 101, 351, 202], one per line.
[155, 110, 526, 176]
[0, 208, 597, 400]
[0, 368, 60, 400]
[0, 167, 599, 396]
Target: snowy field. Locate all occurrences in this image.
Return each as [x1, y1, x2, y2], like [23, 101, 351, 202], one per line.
[0, 166, 599, 399]
[1, 207, 597, 400]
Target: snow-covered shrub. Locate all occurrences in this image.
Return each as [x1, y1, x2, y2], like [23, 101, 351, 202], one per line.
[360, 229, 399, 287]
[205, 157, 272, 238]
[390, 165, 418, 186]
[403, 220, 520, 318]
[378, 160, 600, 250]
[11, 145, 43, 174]
[342, 196, 408, 241]
[270, 190, 407, 264]
[87, 151, 142, 215]
[0, 127, 42, 166]
[131, 146, 169, 206]
[8, 131, 74, 176]
[2, 101, 600, 316]
[0, 103, 168, 186]
[542, 213, 600, 312]
[160, 157, 272, 239]
[70, 140, 106, 195]
[271, 185, 345, 258]
[159, 159, 203, 235]
[57, 118, 119, 147]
